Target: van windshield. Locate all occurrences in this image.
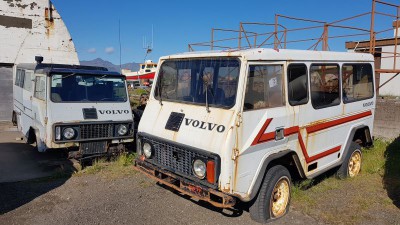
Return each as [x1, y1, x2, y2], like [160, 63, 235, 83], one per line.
[154, 58, 240, 108]
[50, 74, 127, 102]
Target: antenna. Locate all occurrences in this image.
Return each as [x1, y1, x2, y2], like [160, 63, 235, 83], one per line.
[119, 19, 122, 73]
[143, 25, 154, 61]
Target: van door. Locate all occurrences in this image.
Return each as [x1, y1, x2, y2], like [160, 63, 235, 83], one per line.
[32, 74, 47, 142]
[297, 63, 342, 174]
[20, 70, 34, 137]
[234, 62, 292, 193]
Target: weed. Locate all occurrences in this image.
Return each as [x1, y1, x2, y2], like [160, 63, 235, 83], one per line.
[74, 153, 137, 178]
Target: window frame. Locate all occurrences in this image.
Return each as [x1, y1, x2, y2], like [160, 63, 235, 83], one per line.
[341, 63, 374, 104]
[23, 71, 32, 92]
[153, 57, 241, 109]
[309, 63, 341, 110]
[34, 75, 46, 101]
[243, 62, 286, 111]
[287, 63, 309, 106]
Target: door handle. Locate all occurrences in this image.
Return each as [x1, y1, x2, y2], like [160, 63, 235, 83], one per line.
[275, 127, 285, 141]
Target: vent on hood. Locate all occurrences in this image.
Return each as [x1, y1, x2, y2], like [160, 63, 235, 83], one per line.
[83, 108, 98, 120]
[165, 112, 185, 132]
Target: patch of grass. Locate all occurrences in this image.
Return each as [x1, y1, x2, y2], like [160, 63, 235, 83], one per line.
[291, 139, 400, 224]
[129, 88, 149, 109]
[362, 139, 388, 175]
[74, 153, 137, 178]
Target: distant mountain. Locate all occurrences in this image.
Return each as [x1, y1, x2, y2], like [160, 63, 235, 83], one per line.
[80, 58, 140, 72]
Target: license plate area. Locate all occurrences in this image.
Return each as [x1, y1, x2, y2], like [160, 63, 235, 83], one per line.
[80, 141, 107, 155]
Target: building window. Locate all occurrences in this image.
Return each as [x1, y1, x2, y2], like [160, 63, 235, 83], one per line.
[310, 64, 340, 109]
[244, 64, 285, 110]
[288, 64, 308, 106]
[342, 64, 374, 103]
[34, 76, 46, 100]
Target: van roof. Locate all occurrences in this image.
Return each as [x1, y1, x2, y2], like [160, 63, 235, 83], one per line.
[16, 63, 122, 76]
[160, 48, 374, 62]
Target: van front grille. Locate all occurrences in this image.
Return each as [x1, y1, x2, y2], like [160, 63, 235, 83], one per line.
[79, 124, 114, 139]
[142, 137, 207, 177]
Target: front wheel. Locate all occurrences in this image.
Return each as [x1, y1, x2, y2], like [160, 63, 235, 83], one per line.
[250, 165, 292, 223]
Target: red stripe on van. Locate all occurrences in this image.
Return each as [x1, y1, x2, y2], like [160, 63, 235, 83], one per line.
[251, 118, 273, 146]
[250, 110, 372, 163]
[306, 145, 341, 163]
[306, 111, 372, 134]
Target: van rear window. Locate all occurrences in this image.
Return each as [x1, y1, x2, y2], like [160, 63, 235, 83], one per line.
[342, 64, 374, 103]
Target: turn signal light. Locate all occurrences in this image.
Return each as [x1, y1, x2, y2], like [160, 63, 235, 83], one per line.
[206, 160, 215, 184]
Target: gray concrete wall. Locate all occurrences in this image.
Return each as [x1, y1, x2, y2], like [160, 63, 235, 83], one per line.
[373, 98, 400, 140]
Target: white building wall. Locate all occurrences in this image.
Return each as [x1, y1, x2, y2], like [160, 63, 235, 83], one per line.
[379, 45, 400, 96]
[0, 0, 79, 65]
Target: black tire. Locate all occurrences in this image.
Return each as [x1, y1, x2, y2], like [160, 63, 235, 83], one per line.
[11, 111, 17, 126]
[249, 165, 292, 223]
[336, 142, 362, 179]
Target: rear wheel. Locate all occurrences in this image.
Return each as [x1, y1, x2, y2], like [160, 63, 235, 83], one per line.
[337, 143, 362, 179]
[11, 111, 17, 126]
[250, 165, 292, 223]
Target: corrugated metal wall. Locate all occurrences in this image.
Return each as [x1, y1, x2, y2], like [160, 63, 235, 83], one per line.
[0, 67, 13, 121]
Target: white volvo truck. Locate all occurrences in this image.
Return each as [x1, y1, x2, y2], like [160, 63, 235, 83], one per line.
[13, 57, 134, 159]
[134, 48, 375, 223]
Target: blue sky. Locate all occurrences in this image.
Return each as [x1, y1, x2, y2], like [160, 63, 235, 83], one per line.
[52, 0, 399, 64]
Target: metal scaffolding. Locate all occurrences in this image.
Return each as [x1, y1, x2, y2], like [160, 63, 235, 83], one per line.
[188, 0, 400, 76]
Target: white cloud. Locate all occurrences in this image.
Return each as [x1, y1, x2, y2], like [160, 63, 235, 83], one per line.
[87, 48, 97, 53]
[105, 47, 115, 54]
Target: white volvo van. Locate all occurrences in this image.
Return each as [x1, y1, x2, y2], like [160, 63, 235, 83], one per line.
[134, 49, 375, 223]
[12, 57, 134, 159]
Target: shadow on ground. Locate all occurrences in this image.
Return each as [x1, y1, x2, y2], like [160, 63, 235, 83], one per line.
[0, 143, 76, 215]
[383, 137, 400, 208]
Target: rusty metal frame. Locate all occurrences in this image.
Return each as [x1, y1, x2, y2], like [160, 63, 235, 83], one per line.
[187, 0, 400, 89]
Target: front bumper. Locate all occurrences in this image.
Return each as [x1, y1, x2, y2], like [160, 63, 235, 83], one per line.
[135, 158, 236, 208]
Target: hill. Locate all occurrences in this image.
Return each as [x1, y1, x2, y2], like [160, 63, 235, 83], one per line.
[80, 58, 140, 72]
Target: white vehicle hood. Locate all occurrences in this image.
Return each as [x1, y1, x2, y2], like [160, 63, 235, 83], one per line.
[138, 100, 236, 155]
[48, 102, 133, 123]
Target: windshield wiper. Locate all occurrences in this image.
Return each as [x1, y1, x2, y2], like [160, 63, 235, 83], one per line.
[202, 75, 213, 113]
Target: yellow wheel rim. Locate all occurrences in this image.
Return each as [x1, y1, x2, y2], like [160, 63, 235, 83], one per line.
[270, 177, 290, 218]
[348, 151, 362, 178]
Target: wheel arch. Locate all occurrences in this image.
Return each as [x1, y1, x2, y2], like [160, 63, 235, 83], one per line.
[247, 150, 305, 201]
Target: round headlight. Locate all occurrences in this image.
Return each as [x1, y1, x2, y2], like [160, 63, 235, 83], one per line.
[117, 124, 128, 136]
[143, 142, 152, 158]
[193, 159, 206, 179]
[63, 127, 76, 140]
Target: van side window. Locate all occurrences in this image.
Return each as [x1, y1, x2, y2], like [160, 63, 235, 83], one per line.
[34, 76, 46, 100]
[342, 64, 374, 103]
[23, 71, 32, 92]
[287, 64, 308, 106]
[244, 65, 285, 110]
[310, 64, 340, 109]
[15, 69, 25, 88]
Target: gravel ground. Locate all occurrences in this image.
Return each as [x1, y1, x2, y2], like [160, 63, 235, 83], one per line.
[0, 172, 321, 225]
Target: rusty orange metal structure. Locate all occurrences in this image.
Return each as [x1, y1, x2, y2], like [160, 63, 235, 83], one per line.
[188, 0, 400, 80]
